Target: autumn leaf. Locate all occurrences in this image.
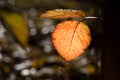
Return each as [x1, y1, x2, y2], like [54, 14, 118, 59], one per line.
[0, 10, 29, 48]
[52, 20, 91, 61]
[39, 9, 86, 19]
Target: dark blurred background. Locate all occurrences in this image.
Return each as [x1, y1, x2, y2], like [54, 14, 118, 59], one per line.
[0, 0, 103, 80]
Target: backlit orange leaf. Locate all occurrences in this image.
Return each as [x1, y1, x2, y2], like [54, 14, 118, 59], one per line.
[39, 9, 86, 19]
[52, 20, 91, 61]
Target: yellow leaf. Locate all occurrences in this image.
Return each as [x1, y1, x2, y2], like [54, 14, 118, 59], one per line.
[52, 20, 91, 61]
[0, 10, 29, 48]
[87, 65, 95, 74]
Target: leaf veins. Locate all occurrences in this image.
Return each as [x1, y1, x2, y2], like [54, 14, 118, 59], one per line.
[52, 20, 91, 61]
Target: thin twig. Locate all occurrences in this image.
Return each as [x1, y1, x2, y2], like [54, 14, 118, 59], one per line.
[59, 67, 72, 80]
[85, 16, 103, 20]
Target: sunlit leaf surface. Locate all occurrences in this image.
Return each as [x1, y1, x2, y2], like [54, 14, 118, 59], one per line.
[52, 20, 91, 61]
[39, 9, 86, 19]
